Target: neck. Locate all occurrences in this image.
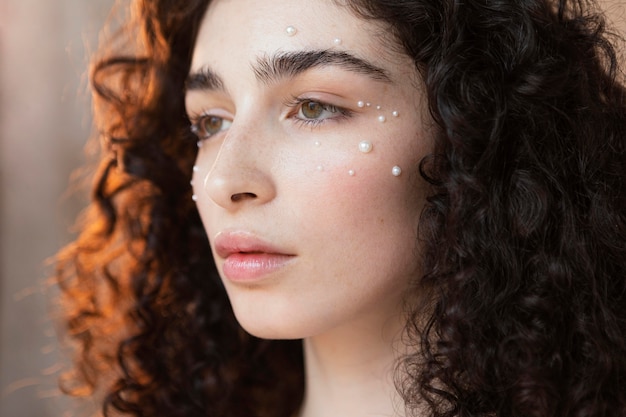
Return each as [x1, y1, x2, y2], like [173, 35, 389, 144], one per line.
[298, 311, 407, 417]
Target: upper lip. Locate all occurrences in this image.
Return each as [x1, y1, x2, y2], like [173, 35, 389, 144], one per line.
[214, 230, 293, 259]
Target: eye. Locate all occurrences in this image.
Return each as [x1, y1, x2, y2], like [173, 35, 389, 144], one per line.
[296, 99, 343, 121]
[191, 114, 232, 139]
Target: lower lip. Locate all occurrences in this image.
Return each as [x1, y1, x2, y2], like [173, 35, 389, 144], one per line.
[222, 253, 294, 282]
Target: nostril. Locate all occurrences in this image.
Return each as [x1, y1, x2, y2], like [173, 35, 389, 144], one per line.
[231, 192, 257, 202]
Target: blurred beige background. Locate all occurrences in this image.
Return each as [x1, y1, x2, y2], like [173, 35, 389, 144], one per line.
[0, 1, 624, 417]
[0, 1, 114, 416]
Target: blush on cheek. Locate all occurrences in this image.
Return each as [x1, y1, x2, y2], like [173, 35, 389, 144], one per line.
[308, 140, 402, 177]
[305, 165, 395, 238]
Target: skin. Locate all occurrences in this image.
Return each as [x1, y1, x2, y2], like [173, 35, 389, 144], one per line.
[186, 0, 433, 415]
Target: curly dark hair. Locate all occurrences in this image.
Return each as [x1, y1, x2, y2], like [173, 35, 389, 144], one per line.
[56, 0, 626, 416]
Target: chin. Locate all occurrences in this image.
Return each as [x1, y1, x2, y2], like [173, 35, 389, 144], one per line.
[228, 296, 311, 340]
[235, 314, 308, 340]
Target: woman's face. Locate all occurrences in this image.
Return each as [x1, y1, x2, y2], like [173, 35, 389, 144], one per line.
[186, 0, 433, 339]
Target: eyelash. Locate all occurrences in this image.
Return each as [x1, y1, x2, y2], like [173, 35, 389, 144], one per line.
[189, 97, 352, 140]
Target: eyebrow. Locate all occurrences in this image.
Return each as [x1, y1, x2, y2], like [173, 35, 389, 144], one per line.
[185, 49, 391, 92]
[186, 66, 224, 91]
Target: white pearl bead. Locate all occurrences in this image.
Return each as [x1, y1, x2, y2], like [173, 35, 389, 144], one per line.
[286, 26, 297, 36]
[392, 166, 402, 176]
[192, 194, 198, 201]
[358, 141, 373, 153]
[317, 165, 324, 172]
[357, 101, 365, 108]
[348, 170, 355, 176]
[193, 165, 199, 172]
[392, 110, 399, 117]
[378, 115, 386, 123]
[197, 141, 203, 148]
[314, 141, 321, 147]
[366, 102, 371, 107]
[376, 105, 381, 110]
[333, 38, 342, 45]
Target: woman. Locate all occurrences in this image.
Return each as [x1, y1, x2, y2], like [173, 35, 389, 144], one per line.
[56, 0, 626, 416]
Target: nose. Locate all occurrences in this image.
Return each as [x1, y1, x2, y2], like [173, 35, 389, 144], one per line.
[202, 126, 276, 211]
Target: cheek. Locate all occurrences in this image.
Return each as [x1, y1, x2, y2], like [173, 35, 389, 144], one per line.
[292, 155, 419, 241]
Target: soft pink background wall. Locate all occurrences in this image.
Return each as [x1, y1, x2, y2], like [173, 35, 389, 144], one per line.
[0, 1, 624, 416]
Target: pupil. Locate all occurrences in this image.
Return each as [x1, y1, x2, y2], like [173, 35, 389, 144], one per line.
[302, 101, 323, 119]
[204, 116, 223, 134]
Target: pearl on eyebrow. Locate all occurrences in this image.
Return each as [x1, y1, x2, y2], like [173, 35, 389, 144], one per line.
[333, 38, 342, 45]
[357, 101, 365, 108]
[358, 141, 373, 153]
[286, 26, 297, 36]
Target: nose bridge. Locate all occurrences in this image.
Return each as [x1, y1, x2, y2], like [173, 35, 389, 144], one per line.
[203, 118, 275, 210]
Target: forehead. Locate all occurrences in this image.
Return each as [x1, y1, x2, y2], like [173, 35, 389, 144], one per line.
[190, 0, 408, 77]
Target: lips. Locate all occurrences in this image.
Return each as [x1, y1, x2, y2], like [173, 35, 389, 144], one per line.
[214, 231, 295, 282]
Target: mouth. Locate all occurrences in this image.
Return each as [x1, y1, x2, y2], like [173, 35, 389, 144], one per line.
[214, 231, 296, 281]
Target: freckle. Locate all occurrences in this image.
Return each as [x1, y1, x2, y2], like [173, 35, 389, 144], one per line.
[357, 101, 365, 108]
[378, 115, 386, 123]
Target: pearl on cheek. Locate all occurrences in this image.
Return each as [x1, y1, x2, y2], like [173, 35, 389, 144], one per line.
[358, 141, 373, 153]
[392, 166, 402, 177]
[378, 115, 386, 123]
[348, 169, 355, 176]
